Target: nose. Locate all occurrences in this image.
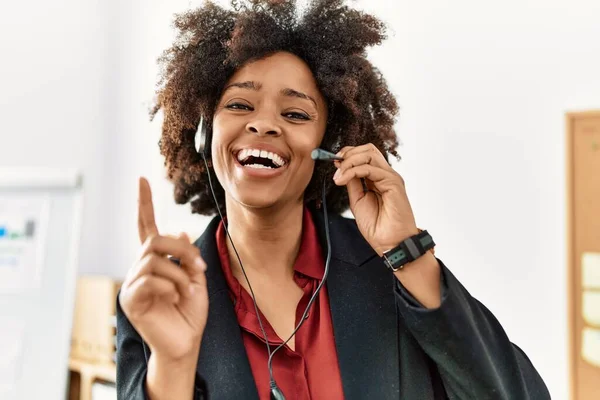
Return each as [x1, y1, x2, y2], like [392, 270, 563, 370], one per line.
[246, 116, 282, 137]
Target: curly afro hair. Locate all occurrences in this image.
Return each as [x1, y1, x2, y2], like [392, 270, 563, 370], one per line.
[151, 0, 400, 216]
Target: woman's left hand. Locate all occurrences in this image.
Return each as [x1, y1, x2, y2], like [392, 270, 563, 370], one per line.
[333, 144, 419, 256]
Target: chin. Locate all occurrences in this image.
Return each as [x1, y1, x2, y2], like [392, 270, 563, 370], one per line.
[230, 189, 287, 210]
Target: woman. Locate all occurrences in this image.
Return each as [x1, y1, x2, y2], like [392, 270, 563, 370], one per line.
[116, 1, 550, 399]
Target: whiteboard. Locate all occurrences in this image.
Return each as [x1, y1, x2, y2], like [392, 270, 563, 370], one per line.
[0, 168, 83, 400]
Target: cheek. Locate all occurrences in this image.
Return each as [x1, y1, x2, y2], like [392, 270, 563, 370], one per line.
[210, 115, 225, 151]
[295, 123, 326, 150]
[291, 128, 324, 182]
[210, 116, 237, 180]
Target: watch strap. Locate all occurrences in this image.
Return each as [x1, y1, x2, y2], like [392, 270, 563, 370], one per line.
[382, 230, 435, 272]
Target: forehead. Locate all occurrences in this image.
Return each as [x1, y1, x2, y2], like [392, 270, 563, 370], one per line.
[226, 52, 322, 96]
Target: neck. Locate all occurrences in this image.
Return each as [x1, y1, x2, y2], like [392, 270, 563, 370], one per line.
[223, 197, 305, 282]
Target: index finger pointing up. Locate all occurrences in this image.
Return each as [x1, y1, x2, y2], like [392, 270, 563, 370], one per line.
[138, 177, 159, 243]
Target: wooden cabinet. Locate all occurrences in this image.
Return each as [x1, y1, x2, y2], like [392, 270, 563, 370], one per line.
[566, 110, 600, 400]
[68, 358, 116, 400]
[68, 276, 121, 399]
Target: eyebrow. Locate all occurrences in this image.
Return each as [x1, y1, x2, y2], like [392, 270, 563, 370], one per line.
[222, 81, 262, 92]
[222, 80, 318, 108]
[281, 88, 317, 108]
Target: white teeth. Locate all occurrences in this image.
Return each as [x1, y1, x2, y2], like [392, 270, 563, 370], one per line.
[246, 163, 273, 169]
[273, 154, 284, 167]
[236, 148, 287, 167]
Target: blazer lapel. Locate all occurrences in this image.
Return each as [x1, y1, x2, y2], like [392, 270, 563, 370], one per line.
[311, 209, 401, 399]
[194, 216, 259, 399]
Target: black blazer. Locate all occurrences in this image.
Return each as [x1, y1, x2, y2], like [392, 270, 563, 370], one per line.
[116, 209, 550, 399]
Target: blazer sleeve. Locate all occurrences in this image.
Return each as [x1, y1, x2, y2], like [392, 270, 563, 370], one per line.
[115, 293, 208, 400]
[394, 258, 551, 400]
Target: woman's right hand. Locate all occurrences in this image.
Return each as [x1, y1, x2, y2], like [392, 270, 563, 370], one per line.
[119, 177, 209, 362]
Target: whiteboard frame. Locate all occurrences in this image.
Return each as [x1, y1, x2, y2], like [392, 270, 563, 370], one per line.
[0, 167, 83, 400]
[0, 168, 82, 190]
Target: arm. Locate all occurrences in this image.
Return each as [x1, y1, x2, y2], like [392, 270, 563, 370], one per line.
[116, 294, 208, 400]
[331, 145, 550, 398]
[146, 349, 201, 400]
[117, 178, 211, 399]
[394, 257, 551, 400]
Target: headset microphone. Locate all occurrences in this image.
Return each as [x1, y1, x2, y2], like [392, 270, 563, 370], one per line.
[311, 148, 343, 161]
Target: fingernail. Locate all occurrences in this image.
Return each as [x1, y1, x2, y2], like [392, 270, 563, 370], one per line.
[189, 285, 195, 295]
[333, 169, 341, 180]
[195, 257, 207, 271]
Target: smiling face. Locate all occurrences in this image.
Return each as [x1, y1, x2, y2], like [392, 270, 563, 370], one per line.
[211, 51, 328, 211]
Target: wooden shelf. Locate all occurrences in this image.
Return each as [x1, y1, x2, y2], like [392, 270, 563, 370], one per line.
[68, 358, 116, 400]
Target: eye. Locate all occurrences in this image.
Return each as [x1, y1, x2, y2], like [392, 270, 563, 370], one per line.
[283, 111, 310, 120]
[226, 102, 253, 111]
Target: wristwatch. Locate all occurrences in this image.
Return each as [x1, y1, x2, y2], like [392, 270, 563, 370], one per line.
[381, 229, 435, 272]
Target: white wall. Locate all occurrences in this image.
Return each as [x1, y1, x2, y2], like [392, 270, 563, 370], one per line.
[3, 0, 599, 398]
[96, 0, 219, 290]
[0, 0, 114, 277]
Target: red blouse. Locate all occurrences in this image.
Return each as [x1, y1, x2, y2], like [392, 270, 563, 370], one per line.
[216, 209, 345, 399]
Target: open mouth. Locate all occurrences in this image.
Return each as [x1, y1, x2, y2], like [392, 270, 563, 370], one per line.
[236, 148, 287, 169]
